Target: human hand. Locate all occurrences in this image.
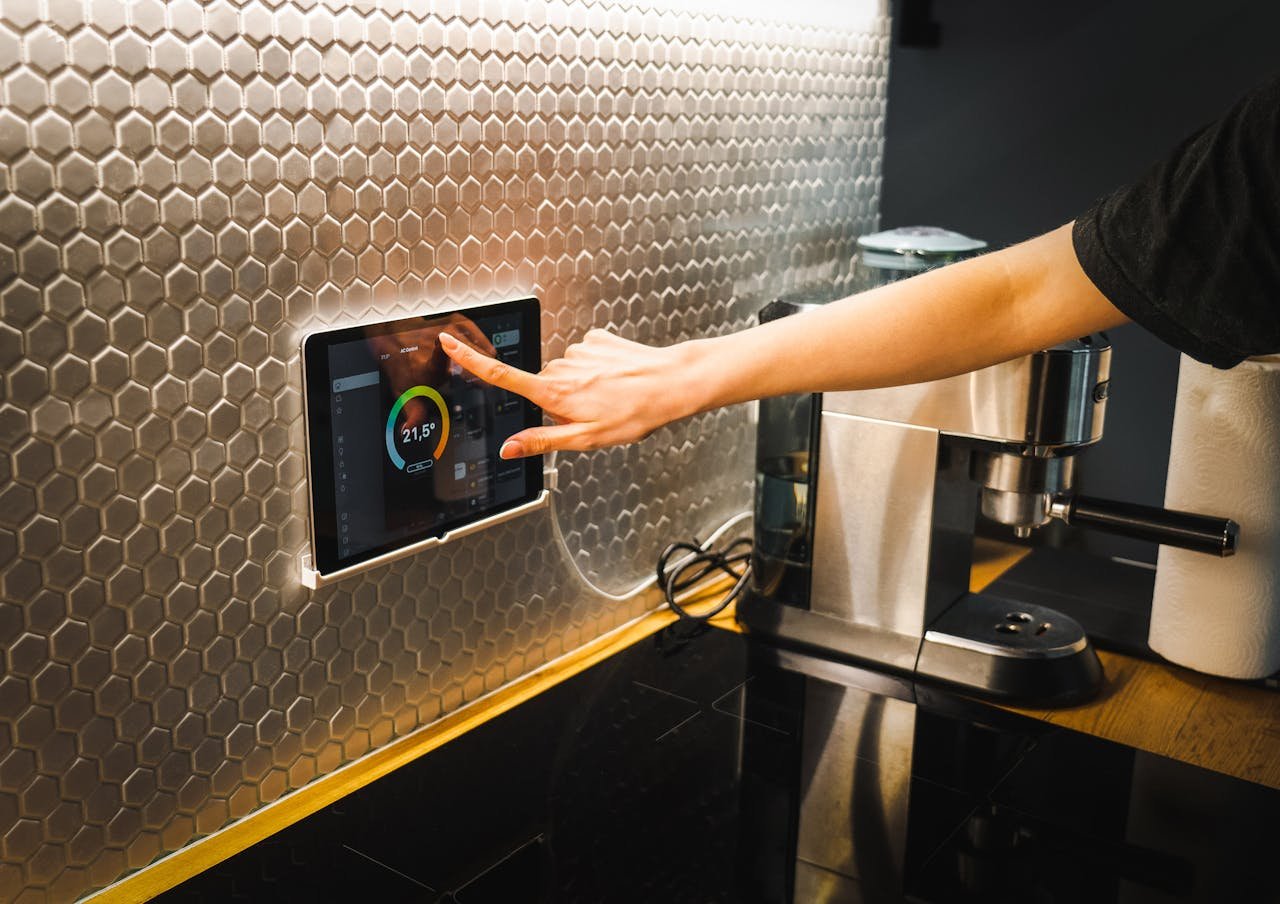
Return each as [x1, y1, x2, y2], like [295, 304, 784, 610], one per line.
[438, 328, 702, 458]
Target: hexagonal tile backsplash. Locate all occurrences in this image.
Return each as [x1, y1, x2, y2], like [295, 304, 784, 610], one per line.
[0, 0, 888, 898]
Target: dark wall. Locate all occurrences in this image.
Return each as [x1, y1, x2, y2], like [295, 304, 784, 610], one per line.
[880, 0, 1280, 561]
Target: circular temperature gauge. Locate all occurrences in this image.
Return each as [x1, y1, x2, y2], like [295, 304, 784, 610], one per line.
[385, 385, 450, 473]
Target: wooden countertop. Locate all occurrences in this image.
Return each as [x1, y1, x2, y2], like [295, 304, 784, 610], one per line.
[970, 540, 1280, 791]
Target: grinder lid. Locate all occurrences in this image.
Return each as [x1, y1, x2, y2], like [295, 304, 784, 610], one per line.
[857, 226, 987, 271]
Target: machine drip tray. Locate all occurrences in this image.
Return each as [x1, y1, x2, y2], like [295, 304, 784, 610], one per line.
[984, 545, 1280, 690]
[918, 593, 1104, 707]
[737, 589, 1105, 707]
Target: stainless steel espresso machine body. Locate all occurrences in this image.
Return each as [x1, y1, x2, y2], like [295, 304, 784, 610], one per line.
[739, 298, 1238, 706]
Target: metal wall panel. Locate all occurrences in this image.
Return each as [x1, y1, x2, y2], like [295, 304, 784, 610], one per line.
[0, 0, 889, 897]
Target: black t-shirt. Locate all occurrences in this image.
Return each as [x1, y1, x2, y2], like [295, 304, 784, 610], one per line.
[1072, 75, 1280, 368]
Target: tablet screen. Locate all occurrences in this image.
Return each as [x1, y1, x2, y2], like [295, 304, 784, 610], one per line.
[302, 298, 542, 576]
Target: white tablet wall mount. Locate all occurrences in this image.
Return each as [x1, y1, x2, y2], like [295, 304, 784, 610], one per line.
[299, 467, 557, 590]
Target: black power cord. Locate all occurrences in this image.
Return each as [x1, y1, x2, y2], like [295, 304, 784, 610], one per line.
[655, 534, 753, 625]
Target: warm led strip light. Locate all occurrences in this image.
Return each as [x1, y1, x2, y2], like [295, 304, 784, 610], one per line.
[86, 581, 741, 903]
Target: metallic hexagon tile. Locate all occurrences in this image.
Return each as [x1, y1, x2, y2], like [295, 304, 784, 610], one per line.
[0, 0, 890, 898]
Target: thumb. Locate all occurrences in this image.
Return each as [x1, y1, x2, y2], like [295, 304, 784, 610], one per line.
[499, 424, 595, 459]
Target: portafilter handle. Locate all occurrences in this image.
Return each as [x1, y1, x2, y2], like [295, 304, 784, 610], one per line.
[1049, 495, 1239, 557]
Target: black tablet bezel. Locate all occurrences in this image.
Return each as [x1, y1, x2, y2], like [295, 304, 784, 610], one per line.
[302, 298, 543, 578]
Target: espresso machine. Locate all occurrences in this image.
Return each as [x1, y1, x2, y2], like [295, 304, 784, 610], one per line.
[738, 229, 1238, 706]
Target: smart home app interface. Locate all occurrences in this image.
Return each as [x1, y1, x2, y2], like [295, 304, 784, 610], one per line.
[324, 311, 529, 563]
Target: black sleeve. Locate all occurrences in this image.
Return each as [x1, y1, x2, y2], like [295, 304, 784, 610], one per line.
[1072, 74, 1280, 369]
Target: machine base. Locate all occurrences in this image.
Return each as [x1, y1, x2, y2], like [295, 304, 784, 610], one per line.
[737, 590, 1103, 708]
[918, 593, 1104, 706]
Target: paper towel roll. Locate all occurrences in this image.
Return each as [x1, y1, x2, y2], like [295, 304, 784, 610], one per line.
[1149, 354, 1280, 679]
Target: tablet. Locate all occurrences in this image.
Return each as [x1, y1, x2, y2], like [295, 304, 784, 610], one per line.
[301, 298, 543, 580]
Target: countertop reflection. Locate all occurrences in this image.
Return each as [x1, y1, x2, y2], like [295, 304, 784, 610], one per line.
[161, 626, 1280, 903]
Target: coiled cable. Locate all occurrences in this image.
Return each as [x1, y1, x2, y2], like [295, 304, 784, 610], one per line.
[656, 533, 752, 624]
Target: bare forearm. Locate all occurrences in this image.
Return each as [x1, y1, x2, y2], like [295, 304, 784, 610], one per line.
[440, 223, 1131, 458]
[685, 223, 1128, 412]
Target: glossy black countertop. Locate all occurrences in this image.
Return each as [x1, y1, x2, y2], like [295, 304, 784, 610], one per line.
[161, 625, 1280, 903]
